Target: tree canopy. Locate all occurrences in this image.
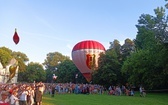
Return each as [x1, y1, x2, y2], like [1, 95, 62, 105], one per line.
[122, 7, 168, 89]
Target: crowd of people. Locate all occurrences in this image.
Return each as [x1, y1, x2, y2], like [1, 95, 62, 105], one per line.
[0, 82, 146, 105]
[0, 82, 45, 105]
[45, 83, 146, 97]
[45, 83, 105, 96]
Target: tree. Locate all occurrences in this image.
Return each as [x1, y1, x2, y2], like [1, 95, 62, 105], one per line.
[134, 14, 156, 50]
[0, 47, 12, 67]
[120, 38, 135, 61]
[0, 47, 29, 72]
[109, 39, 121, 52]
[18, 62, 46, 82]
[43, 52, 70, 70]
[12, 51, 29, 72]
[54, 59, 86, 83]
[153, 7, 168, 44]
[93, 40, 122, 87]
[43, 52, 70, 83]
[122, 7, 168, 89]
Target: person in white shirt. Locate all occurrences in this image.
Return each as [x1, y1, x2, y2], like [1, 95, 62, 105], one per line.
[19, 87, 28, 105]
[10, 91, 19, 105]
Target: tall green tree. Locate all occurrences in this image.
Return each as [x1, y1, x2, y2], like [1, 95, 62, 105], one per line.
[54, 59, 86, 83]
[43, 52, 70, 83]
[43, 52, 70, 70]
[120, 38, 135, 61]
[0, 47, 28, 72]
[0, 47, 12, 67]
[12, 51, 29, 72]
[134, 14, 156, 50]
[122, 7, 168, 89]
[18, 62, 46, 82]
[93, 40, 122, 87]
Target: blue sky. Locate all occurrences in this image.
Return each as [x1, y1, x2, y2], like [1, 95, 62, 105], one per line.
[0, 0, 167, 64]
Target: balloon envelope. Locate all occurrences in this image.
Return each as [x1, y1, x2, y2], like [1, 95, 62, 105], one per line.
[13, 28, 20, 44]
[72, 40, 105, 82]
[82, 73, 92, 83]
[7, 58, 18, 83]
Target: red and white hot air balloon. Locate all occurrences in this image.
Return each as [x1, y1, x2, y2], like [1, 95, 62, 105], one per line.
[13, 28, 20, 44]
[72, 40, 105, 82]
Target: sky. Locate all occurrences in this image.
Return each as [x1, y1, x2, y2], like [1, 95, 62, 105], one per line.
[0, 0, 167, 64]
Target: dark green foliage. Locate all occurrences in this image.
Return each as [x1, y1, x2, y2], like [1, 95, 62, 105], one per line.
[93, 43, 122, 87]
[43, 52, 70, 83]
[18, 62, 46, 82]
[122, 7, 168, 90]
[54, 60, 86, 83]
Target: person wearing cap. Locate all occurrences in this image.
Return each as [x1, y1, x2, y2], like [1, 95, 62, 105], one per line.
[0, 91, 10, 105]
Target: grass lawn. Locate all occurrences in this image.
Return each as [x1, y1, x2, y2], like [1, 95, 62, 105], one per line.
[42, 92, 168, 105]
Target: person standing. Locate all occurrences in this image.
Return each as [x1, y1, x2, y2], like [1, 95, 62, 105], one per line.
[51, 84, 55, 97]
[0, 91, 10, 105]
[29, 87, 35, 105]
[140, 86, 146, 97]
[34, 86, 43, 105]
[10, 91, 19, 105]
[19, 87, 28, 105]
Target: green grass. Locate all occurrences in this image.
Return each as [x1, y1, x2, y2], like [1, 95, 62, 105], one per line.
[42, 92, 168, 105]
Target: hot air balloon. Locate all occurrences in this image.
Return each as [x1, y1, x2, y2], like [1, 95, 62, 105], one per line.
[6, 58, 18, 83]
[13, 28, 20, 44]
[72, 40, 105, 82]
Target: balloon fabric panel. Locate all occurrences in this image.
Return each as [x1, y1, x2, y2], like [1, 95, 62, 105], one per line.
[72, 49, 105, 73]
[72, 40, 105, 51]
[83, 73, 92, 82]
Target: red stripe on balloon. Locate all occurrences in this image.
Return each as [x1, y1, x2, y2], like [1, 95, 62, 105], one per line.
[72, 40, 105, 51]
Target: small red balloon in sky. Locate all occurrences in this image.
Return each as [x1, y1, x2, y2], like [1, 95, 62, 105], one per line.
[13, 28, 20, 44]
